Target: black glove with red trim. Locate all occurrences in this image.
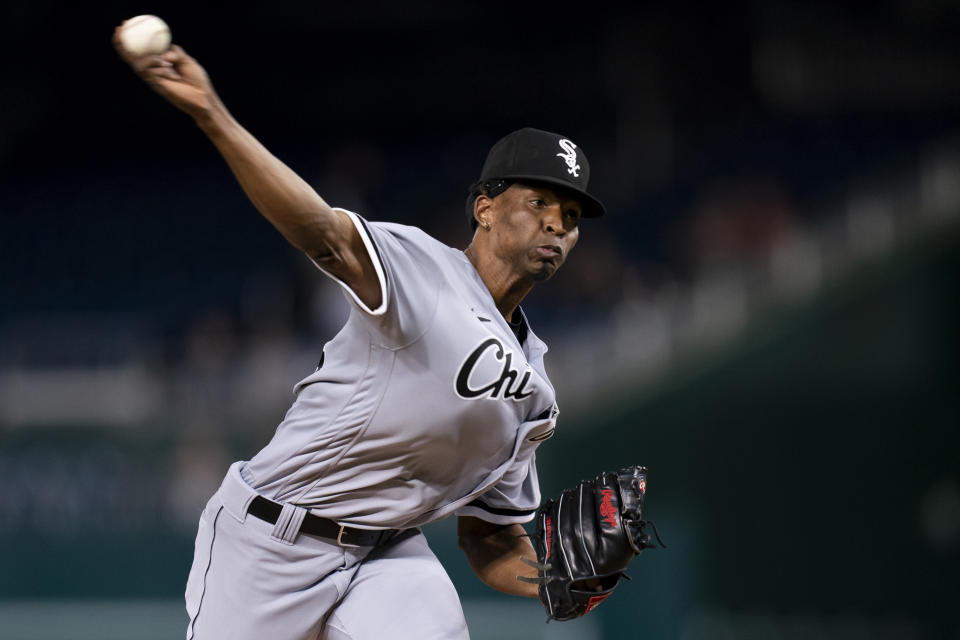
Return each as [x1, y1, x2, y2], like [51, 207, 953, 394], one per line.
[520, 466, 665, 622]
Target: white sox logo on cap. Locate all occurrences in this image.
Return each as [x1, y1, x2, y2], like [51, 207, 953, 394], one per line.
[466, 127, 605, 225]
[556, 139, 580, 177]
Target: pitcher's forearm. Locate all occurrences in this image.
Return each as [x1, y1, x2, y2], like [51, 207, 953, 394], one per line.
[458, 519, 540, 598]
[195, 104, 342, 258]
[469, 546, 540, 598]
[115, 33, 373, 299]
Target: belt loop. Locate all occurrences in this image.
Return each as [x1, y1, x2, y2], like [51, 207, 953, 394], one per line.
[219, 461, 258, 523]
[270, 503, 307, 545]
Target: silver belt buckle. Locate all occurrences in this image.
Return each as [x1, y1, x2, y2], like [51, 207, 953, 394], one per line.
[336, 524, 360, 548]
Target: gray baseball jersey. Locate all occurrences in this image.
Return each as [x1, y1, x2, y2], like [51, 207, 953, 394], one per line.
[243, 208, 559, 530]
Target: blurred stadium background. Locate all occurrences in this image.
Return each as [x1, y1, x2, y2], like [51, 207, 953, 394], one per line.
[2, 1, 959, 638]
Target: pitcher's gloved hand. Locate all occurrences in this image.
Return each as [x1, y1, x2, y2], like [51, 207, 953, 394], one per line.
[519, 466, 665, 622]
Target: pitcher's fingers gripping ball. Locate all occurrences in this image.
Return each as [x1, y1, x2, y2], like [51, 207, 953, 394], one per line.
[118, 15, 172, 56]
[113, 19, 216, 119]
[520, 466, 666, 621]
[114, 16, 180, 79]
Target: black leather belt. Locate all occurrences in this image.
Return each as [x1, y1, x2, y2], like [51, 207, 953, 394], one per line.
[247, 495, 400, 547]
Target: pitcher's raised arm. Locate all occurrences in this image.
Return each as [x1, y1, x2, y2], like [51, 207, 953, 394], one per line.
[113, 22, 381, 310]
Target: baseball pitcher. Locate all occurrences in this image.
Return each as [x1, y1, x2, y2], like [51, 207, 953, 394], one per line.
[114, 19, 661, 639]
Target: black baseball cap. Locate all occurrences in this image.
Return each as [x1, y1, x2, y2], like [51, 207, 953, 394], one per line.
[465, 127, 606, 226]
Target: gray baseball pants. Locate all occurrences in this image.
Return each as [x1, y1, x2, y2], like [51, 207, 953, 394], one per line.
[185, 462, 470, 639]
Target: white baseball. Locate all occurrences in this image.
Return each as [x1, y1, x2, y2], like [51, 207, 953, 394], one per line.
[119, 15, 172, 56]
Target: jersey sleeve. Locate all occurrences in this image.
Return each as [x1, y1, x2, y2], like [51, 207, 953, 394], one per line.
[454, 408, 558, 525]
[454, 456, 541, 525]
[310, 208, 444, 348]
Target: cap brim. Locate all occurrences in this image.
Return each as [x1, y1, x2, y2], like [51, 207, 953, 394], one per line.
[496, 175, 606, 218]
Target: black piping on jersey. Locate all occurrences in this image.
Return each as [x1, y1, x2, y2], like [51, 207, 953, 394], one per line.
[354, 214, 388, 297]
[526, 427, 555, 442]
[311, 209, 390, 318]
[466, 497, 537, 517]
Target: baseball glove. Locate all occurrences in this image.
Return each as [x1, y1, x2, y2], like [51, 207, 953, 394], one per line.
[520, 465, 665, 621]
